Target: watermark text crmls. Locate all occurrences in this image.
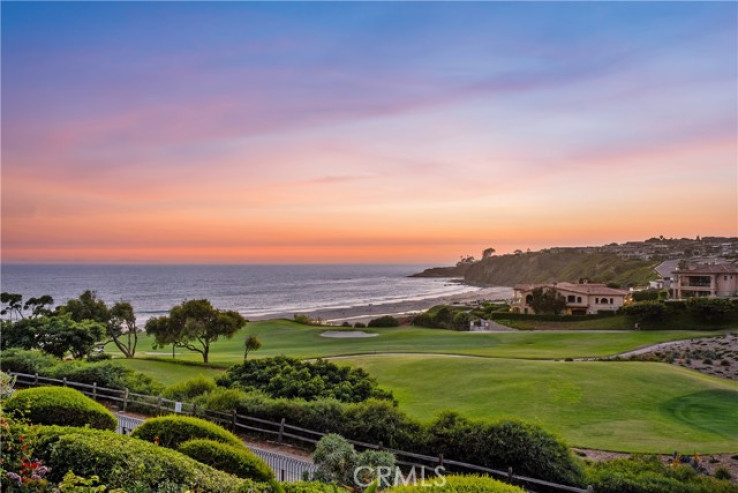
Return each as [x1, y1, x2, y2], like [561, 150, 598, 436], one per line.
[354, 465, 446, 488]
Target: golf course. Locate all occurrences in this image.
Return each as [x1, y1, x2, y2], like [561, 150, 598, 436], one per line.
[114, 319, 738, 454]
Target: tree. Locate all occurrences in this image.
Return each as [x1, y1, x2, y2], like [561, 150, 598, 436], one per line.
[108, 302, 139, 358]
[59, 290, 109, 323]
[38, 314, 106, 359]
[23, 295, 55, 318]
[243, 335, 262, 361]
[146, 299, 245, 364]
[482, 247, 496, 259]
[1, 293, 25, 320]
[528, 287, 566, 315]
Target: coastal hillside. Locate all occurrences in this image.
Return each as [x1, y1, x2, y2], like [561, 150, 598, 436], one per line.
[417, 252, 659, 287]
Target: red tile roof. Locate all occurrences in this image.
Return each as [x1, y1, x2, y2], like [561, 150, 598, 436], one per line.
[513, 282, 629, 296]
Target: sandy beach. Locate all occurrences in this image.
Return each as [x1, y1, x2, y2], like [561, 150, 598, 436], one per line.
[248, 286, 513, 324]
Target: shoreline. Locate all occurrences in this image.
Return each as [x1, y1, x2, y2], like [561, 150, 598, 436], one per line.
[247, 286, 513, 324]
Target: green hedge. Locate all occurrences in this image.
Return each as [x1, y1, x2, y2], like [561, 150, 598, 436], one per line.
[0, 349, 58, 374]
[34, 426, 268, 492]
[388, 475, 525, 492]
[4, 386, 116, 430]
[178, 438, 274, 481]
[281, 483, 339, 493]
[163, 375, 217, 401]
[490, 311, 618, 322]
[131, 415, 244, 449]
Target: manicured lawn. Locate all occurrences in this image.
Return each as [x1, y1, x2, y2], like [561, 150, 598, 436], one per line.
[126, 319, 731, 365]
[339, 355, 738, 454]
[115, 358, 224, 386]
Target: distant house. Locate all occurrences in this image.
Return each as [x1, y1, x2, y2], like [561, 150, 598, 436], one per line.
[671, 263, 738, 299]
[511, 281, 629, 315]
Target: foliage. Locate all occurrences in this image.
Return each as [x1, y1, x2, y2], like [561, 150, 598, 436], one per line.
[421, 412, 584, 486]
[622, 301, 668, 324]
[217, 356, 393, 403]
[413, 306, 473, 331]
[586, 455, 738, 493]
[0, 415, 51, 491]
[162, 375, 217, 401]
[312, 434, 357, 486]
[33, 426, 263, 492]
[1, 318, 48, 351]
[0, 371, 16, 399]
[686, 298, 737, 323]
[281, 483, 338, 493]
[387, 475, 525, 493]
[244, 335, 262, 361]
[178, 438, 273, 481]
[4, 387, 116, 431]
[293, 314, 324, 326]
[623, 299, 738, 329]
[36, 315, 106, 359]
[632, 290, 667, 302]
[131, 415, 244, 449]
[146, 299, 246, 363]
[367, 316, 399, 328]
[528, 287, 566, 315]
[194, 387, 249, 412]
[1, 292, 26, 320]
[0, 349, 58, 374]
[44, 361, 163, 395]
[106, 301, 139, 358]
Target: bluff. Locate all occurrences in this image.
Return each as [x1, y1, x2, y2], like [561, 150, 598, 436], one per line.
[416, 252, 658, 287]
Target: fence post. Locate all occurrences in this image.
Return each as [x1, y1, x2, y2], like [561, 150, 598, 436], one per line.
[507, 467, 513, 482]
[123, 388, 129, 411]
[156, 395, 163, 415]
[587, 486, 594, 493]
[192, 403, 198, 416]
[34, 373, 39, 385]
[231, 409, 237, 431]
[62, 377, 67, 387]
[438, 453, 444, 467]
[378, 441, 384, 451]
[92, 382, 97, 401]
[278, 418, 286, 443]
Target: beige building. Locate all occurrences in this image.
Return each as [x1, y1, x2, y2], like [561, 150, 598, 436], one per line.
[672, 263, 738, 299]
[511, 282, 629, 315]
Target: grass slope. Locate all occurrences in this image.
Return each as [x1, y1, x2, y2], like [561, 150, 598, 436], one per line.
[339, 355, 738, 453]
[124, 320, 729, 366]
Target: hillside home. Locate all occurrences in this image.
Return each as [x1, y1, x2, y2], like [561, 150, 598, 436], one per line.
[672, 263, 738, 299]
[511, 282, 629, 315]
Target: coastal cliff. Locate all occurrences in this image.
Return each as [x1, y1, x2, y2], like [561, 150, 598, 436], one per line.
[414, 251, 658, 287]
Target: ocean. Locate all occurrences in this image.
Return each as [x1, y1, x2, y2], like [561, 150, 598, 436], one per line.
[0, 264, 480, 321]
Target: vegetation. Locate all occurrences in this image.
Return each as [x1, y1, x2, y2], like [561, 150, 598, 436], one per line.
[527, 287, 567, 315]
[461, 251, 659, 287]
[244, 334, 262, 361]
[146, 299, 246, 363]
[163, 375, 218, 401]
[387, 475, 525, 493]
[217, 356, 394, 403]
[4, 387, 116, 430]
[131, 415, 244, 449]
[624, 298, 738, 330]
[367, 315, 400, 328]
[341, 355, 738, 453]
[313, 434, 396, 488]
[412, 305, 475, 331]
[178, 438, 274, 481]
[586, 455, 738, 493]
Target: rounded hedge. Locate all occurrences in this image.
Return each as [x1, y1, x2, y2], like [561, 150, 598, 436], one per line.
[4, 386, 116, 430]
[34, 426, 267, 492]
[388, 475, 525, 492]
[178, 438, 274, 481]
[131, 414, 244, 449]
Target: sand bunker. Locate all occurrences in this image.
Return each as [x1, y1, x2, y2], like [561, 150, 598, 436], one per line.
[320, 330, 378, 338]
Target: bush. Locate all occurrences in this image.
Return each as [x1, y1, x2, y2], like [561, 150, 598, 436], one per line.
[34, 426, 266, 492]
[218, 356, 393, 403]
[340, 399, 422, 450]
[622, 301, 668, 323]
[312, 433, 395, 488]
[47, 361, 163, 395]
[4, 386, 116, 430]
[195, 387, 250, 412]
[367, 316, 400, 328]
[86, 352, 112, 362]
[131, 415, 243, 449]
[0, 349, 58, 374]
[387, 475, 525, 492]
[282, 483, 338, 493]
[178, 438, 273, 481]
[353, 322, 366, 329]
[715, 467, 732, 481]
[163, 375, 217, 401]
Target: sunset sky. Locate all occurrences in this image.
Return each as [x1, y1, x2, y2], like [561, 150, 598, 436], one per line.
[2, 2, 737, 264]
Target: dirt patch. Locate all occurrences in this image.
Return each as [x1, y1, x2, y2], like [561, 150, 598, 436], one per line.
[320, 330, 378, 338]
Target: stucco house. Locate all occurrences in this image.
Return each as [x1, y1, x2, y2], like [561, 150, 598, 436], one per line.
[672, 263, 738, 299]
[511, 281, 629, 315]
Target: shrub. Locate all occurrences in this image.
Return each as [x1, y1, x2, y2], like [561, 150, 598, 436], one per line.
[353, 322, 366, 329]
[0, 349, 58, 374]
[195, 387, 250, 412]
[282, 483, 337, 493]
[178, 438, 273, 481]
[622, 301, 668, 323]
[714, 467, 732, 481]
[387, 475, 525, 492]
[34, 426, 266, 492]
[163, 375, 217, 401]
[367, 316, 400, 328]
[86, 352, 112, 362]
[340, 399, 422, 450]
[131, 415, 243, 449]
[4, 386, 116, 430]
[47, 361, 163, 395]
[312, 434, 394, 487]
[218, 356, 393, 403]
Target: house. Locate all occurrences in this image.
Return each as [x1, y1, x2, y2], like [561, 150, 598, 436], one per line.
[511, 281, 629, 315]
[671, 263, 738, 299]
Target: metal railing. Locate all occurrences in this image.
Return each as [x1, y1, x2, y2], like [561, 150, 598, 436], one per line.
[9, 371, 592, 493]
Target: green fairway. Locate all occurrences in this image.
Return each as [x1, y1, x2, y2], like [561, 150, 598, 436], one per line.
[338, 355, 738, 453]
[127, 320, 730, 366]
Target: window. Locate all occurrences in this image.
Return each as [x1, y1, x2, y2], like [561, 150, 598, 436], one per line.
[577, 296, 582, 303]
[567, 295, 575, 303]
[610, 298, 614, 304]
[595, 298, 600, 304]
[525, 295, 533, 304]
